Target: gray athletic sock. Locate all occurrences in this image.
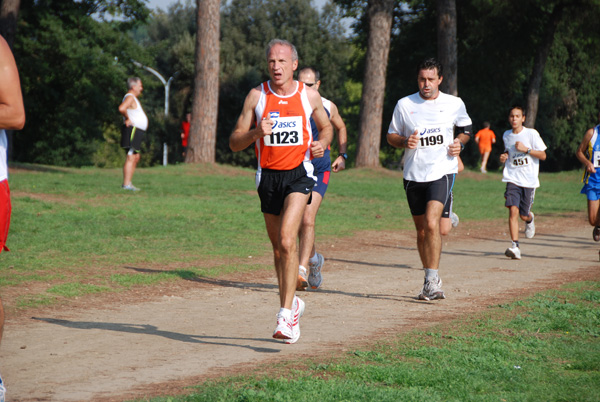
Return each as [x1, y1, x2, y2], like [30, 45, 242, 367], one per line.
[424, 268, 438, 281]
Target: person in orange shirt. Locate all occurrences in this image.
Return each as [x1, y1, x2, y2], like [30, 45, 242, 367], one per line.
[475, 121, 496, 173]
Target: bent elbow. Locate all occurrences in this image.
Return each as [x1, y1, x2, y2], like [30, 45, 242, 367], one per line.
[229, 138, 241, 152]
[14, 111, 25, 130]
[386, 133, 395, 146]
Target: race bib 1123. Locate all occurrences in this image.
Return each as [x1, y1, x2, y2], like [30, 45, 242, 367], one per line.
[263, 116, 303, 147]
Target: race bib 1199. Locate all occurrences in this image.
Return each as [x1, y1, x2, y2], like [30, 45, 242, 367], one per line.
[416, 126, 445, 148]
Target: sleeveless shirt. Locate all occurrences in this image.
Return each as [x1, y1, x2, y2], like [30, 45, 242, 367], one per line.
[254, 81, 313, 171]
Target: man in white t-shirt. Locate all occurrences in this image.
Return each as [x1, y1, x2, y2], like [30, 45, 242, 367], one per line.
[387, 58, 472, 301]
[118, 77, 148, 191]
[500, 106, 547, 260]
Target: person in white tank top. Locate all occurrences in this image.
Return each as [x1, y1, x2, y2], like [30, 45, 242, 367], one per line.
[0, 34, 26, 401]
[118, 77, 147, 191]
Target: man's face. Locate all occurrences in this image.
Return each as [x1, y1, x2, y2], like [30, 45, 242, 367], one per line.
[133, 81, 143, 96]
[298, 70, 319, 91]
[417, 68, 442, 100]
[267, 44, 297, 86]
[509, 108, 526, 130]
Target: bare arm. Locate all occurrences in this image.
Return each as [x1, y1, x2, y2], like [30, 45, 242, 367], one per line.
[329, 102, 347, 172]
[447, 133, 471, 157]
[0, 36, 25, 130]
[576, 128, 595, 173]
[229, 87, 271, 152]
[387, 129, 419, 149]
[118, 95, 137, 127]
[308, 88, 332, 158]
[515, 141, 547, 161]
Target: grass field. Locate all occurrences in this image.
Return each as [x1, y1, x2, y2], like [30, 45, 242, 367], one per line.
[140, 281, 600, 402]
[3, 163, 597, 401]
[2, 164, 586, 309]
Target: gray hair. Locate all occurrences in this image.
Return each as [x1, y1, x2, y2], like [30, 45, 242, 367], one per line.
[265, 39, 298, 62]
[127, 77, 141, 90]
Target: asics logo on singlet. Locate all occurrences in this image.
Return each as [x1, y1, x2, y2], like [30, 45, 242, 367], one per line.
[272, 120, 297, 129]
[419, 127, 441, 136]
[278, 100, 288, 105]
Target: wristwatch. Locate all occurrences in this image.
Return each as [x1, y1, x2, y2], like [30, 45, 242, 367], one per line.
[339, 153, 348, 160]
[526, 148, 531, 154]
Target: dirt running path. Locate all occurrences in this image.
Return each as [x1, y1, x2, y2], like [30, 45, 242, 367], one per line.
[2, 220, 599, 401]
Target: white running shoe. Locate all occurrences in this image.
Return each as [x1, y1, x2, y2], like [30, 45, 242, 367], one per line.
[121, 184, 140, 191]
[296, 265, 308, 291]
[450, 212, 460, 228]
[308, 253, 324, 289]
[417, 276, 446, 301]
[286, 296, 305, 344]
[505, 246, 521, 260]
[272, 312, 293, 340]
[525, 212, 535, 239]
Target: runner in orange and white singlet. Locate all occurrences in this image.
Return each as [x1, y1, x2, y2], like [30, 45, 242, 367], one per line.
[254, 80, 315, 173]
[230, 39, 332, 345]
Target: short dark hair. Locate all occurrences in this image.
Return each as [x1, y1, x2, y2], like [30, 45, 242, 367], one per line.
[417, 58, 443, 78]
[298, 67, 320, 81]
[509, 105, 526, 116]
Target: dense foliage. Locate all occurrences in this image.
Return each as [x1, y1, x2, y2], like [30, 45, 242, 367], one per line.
[12, 0, 153, 167]
[7, 0, 600, 171]
[364, 0, 600, 171]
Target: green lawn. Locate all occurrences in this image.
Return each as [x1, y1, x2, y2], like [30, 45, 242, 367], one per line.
[140, 281, 600, 402]
[3, 163, 597, 401]
[2, 164, 586, 308]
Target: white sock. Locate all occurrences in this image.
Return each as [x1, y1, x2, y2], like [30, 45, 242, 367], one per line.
[424, 268, 438, 281]
[299, 265, 307, 275]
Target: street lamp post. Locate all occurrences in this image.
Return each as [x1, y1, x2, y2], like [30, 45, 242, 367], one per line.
[131, 60, 179, 166]
[131, 60, 178, 117]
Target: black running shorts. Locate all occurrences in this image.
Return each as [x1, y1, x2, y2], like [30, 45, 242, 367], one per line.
[442, 191, 454, 219]
[504, 182, 535, 217]
[121, 125, 146, 152]
[257, 164, 315, 215]
[403, 174, 455, 216]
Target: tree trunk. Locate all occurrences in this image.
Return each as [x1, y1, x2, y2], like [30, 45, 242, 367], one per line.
[355, 0, 394, 168]
[0, 0, 20, 48]
[186, 0, 220, 163]
[436, 0, 457, 96]
[525, 4, 564, 128]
